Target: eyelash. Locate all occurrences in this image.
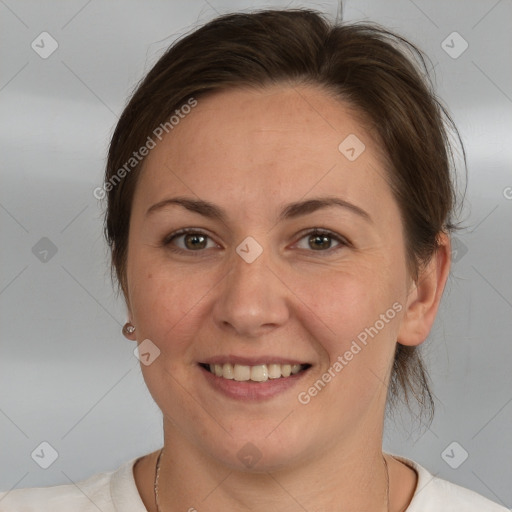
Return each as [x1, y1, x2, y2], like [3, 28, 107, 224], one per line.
[162, 228, 350, 256]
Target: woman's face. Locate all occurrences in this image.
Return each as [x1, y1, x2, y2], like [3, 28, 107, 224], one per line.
[126, 85, 420, 469]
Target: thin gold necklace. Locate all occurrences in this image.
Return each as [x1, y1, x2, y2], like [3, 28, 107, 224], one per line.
[153, 447, 390, 511]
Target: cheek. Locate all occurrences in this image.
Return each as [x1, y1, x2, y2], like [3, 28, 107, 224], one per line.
[295, 262, 404, 395]
[128, 253, 220, 351]
[303, 278, 402, 408]
[299, 262, 401, 346]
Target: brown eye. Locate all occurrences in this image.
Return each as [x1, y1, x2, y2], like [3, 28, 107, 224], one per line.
[163, 229, 217, 252]
[183, 233, 208, 250]
[294, 229, 348, 253]
[308, 233, 333, 250]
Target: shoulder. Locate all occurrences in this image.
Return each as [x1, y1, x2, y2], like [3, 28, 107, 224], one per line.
[390, 454, 509, 512]
[0, 471, 113, 512]
[0, 455, 145, 512]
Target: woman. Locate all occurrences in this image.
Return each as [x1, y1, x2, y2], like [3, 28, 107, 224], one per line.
[0, 7, 507, 512]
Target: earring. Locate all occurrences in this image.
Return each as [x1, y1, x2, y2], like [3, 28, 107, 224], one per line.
[122, 322, 136, 338]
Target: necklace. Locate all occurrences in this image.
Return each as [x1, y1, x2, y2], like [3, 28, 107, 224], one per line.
[153, 447, 390, 511]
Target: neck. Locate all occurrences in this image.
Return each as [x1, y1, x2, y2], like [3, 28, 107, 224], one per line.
[155, 423, 390, 512]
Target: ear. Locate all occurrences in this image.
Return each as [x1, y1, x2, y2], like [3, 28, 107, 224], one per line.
[397, 233, 451, 347]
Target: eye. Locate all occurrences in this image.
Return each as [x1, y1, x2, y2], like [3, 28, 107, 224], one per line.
[163, 228, 349, 255]
[293, 229, 348, 253]
[163, 229, 218, 253]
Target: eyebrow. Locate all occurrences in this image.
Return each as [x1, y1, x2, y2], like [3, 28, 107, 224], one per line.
[145, 195, 372, 224]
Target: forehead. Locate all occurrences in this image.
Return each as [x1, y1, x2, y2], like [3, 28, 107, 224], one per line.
[134, 84, 392, 214]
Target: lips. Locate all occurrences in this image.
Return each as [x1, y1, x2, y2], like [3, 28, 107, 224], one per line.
[198, 359, 311, 400]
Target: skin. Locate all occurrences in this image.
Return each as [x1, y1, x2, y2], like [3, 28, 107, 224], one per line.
[123, 84, 451, 511]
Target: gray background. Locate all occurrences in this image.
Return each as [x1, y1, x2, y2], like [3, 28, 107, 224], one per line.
[1, 0, 511, 508]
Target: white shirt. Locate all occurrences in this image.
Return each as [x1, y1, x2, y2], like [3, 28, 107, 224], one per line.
[0, 453, 508, 511]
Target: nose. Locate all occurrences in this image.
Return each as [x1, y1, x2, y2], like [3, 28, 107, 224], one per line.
[212, 241, 290, 338]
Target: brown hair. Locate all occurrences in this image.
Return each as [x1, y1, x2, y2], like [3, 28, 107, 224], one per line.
[103, 7, 466, 426]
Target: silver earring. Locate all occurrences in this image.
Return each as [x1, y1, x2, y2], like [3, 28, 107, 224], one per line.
[122, 322, 136, 338]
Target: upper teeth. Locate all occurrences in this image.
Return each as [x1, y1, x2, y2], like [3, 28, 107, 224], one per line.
[208, 363, 303, 382]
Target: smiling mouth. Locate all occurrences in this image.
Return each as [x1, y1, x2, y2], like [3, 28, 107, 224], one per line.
[199, 362, 311, 382]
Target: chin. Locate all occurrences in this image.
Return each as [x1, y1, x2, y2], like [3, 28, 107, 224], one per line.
[204, 427, 312, 473]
